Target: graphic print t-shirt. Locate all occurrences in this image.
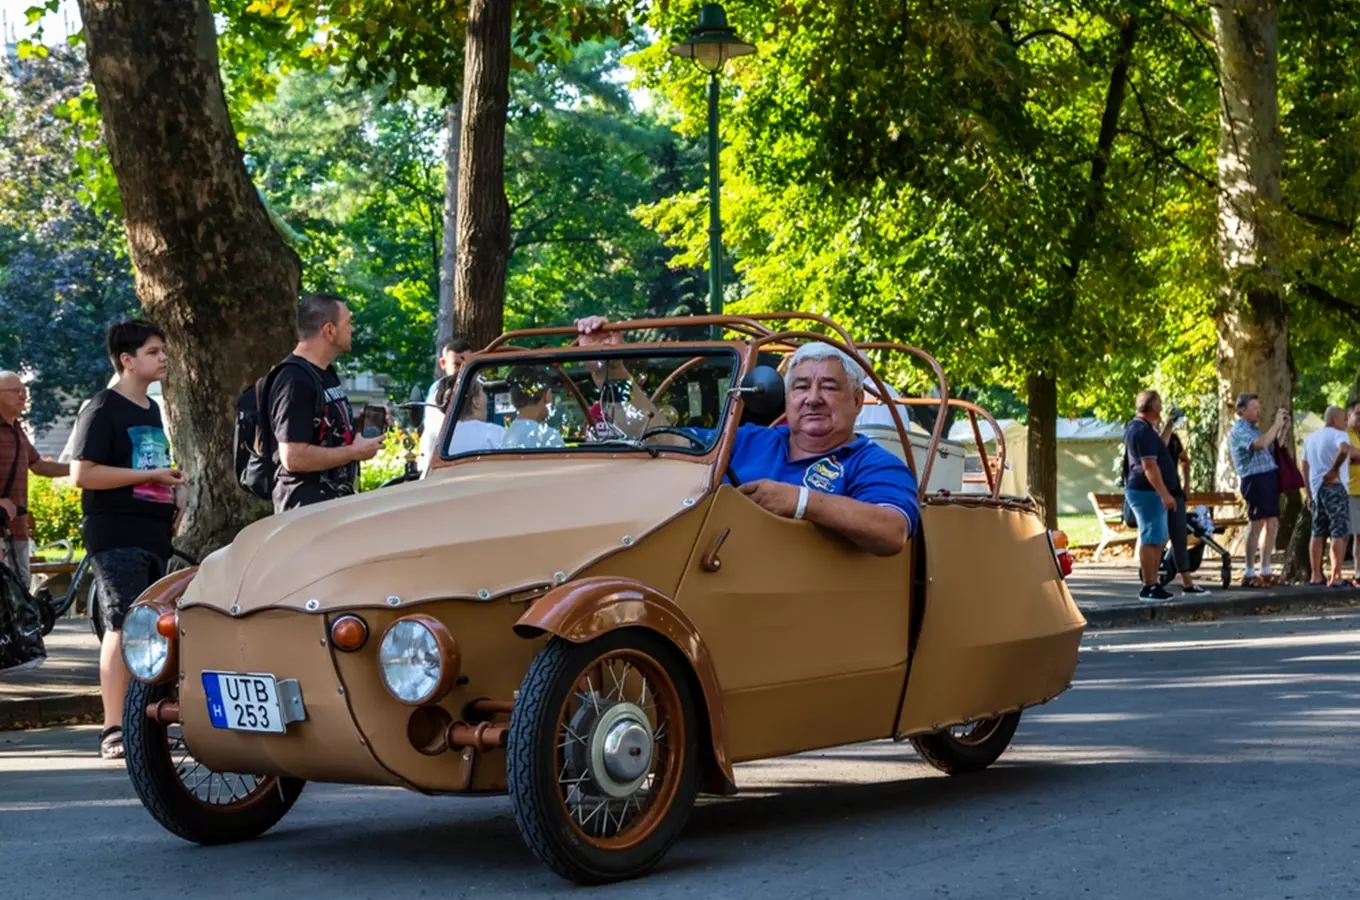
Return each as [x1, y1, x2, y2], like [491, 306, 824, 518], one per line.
[70, 389, 176, 558]
[268, 355, 356, 511]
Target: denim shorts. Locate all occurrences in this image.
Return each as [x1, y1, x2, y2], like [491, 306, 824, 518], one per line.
[1125, 489, 1169, 545]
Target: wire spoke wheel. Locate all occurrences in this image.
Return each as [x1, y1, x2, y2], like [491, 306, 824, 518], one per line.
[553, 649, 682, 849]
[509, 631, 700, 885]
[165, 724, 274, 810]
[911, 712, 1022, 776]
[124, 679, 304, 844]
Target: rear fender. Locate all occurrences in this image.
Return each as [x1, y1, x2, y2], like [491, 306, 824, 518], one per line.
[514, 576, 736, 795]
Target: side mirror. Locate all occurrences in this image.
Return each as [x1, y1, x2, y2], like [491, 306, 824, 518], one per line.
[735, 365, 784, 418]
[397, 401, 429, 432]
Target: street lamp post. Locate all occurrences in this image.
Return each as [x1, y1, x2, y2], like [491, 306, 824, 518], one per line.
[667, 3, 754, 321]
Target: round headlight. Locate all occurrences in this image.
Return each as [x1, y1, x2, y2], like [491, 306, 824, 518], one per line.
[122, 605, 170, 682]
[379, 618, 447, 704]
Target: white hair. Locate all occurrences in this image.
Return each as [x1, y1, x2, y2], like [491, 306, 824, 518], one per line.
[785, 342, 866, 394]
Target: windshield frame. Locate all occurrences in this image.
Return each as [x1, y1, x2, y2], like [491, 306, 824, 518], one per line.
[432, 343, 747, 467]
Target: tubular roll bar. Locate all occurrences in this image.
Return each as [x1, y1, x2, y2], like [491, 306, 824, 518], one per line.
[472, 314, 998, 503]
[861, 395, 1008, 500]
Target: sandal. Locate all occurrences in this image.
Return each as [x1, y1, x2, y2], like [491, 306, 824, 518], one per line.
[99, 725, 124, 760]
[1308, 579, 1327, 587]
[1329, 580, 1354, 590]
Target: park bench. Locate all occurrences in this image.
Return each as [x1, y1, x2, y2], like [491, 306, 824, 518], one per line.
[26, 540, 79, 598]
[1087, 490, 1249, 561]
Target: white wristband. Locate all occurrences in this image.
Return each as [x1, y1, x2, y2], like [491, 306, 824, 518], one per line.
[794, 485, 809, 520]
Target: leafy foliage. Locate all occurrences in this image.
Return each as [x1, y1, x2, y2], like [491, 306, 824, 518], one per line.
[0, 46, 138, 431]
[27, 475, 82, 548]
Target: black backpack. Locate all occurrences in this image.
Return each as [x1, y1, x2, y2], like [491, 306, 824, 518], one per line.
[235, 359, 326, 500]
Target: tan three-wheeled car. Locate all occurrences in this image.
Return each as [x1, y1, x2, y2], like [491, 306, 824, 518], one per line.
[118, 314, 1084, 884]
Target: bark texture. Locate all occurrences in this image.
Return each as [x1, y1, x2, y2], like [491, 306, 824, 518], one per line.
[435, 98, 462, 369]
[1026, 372, 1059, 529]
[79, 0, 299, 555]
[1210, 2, 1290, 491]
[453, 0, 511, 351]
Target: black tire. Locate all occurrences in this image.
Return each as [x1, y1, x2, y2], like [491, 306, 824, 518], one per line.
[124, 679, 305, 844]
[508, 630, 700, 885]
[910, 712, 1022, 775]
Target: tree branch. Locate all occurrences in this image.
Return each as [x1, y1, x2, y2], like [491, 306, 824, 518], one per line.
[1015, 28, 1086, 54]
[1118, 127, 1220, 192]
[1293, 280, 1360, 324]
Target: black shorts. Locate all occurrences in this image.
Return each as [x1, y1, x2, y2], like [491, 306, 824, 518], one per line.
[90, 547, 168, 632]
[1241, 470, 1281, 521]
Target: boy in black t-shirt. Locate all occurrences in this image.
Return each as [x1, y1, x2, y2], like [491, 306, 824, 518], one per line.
[269, 293, 382, 512]
[70, 320, 186, 760]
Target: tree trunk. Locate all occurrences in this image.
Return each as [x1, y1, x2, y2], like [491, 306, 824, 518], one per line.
[78, 0, 299, 555]
[1210, 2, 1290, 492]
[435, 97, 462, 371]
[1026, 16, 1136, 533]
[453, 0, 511, 351]
[1026, 372, 1059, 529]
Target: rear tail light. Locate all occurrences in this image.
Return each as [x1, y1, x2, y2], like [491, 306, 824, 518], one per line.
[1049, 530, 1073, 579]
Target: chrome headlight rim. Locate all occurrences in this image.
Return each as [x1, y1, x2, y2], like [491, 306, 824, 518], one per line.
[122, 603, 172, 683]
[377, 614, 460, 706]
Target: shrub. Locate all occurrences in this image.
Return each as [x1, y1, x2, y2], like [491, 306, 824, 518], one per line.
[27, 475, 82, 549]
[357, 429, 417, 492]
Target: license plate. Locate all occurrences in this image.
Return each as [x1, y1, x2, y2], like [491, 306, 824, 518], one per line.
[202, 671, 286, 734]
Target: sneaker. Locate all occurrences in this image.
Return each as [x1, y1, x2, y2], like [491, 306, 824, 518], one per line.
[1182, 584, 1210, 596]
[1139, 584, 1173, 601]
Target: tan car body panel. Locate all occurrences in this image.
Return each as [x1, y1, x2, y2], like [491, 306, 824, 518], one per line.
[179, 457, 711, 616]
[895, 503, 1085, 736]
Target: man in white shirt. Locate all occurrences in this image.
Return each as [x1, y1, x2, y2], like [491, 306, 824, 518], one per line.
[418, 339, 473, 469]
[1301, 405, 1353, 586]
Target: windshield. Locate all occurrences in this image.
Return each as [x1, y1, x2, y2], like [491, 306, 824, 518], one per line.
[438, 349, 741, 460]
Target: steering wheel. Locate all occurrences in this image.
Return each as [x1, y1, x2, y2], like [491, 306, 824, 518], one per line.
[638, 426, 745, 487]
[638, 426, 706, 449]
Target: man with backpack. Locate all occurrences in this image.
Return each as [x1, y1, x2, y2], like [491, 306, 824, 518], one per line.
[241, 294, 382, 513]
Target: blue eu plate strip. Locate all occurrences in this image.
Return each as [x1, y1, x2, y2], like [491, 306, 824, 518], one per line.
[202, 672, 229, 728]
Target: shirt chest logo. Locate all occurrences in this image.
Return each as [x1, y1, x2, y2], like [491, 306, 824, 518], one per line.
[803, 456, 845, 493]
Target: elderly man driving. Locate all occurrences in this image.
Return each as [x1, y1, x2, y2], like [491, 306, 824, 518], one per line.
[575, 317, 919, 556]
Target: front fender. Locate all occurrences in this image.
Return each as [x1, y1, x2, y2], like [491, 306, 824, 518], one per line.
[514, 576, 736, 795]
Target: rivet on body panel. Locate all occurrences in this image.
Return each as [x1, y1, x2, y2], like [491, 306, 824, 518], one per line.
[477, 589, 491, 600]
[621, 535, 634, 546]
[229, 604, 240, 616]
[683, 497, 696, 507]
[338, 686, 346, 695]
[305, 599, 319, 612]
[359, 738, 366, 747]
[553, 571, 566, 583]
[386, 595, 401, 607]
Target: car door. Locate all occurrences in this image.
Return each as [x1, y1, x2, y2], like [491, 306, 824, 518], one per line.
[673, 486, 912, 761]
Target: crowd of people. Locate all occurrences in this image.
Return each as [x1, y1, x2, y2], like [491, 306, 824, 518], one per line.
[1122, 388, 1360, 600]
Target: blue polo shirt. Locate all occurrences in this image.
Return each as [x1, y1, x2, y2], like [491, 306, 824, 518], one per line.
[721, 424, 919, 535]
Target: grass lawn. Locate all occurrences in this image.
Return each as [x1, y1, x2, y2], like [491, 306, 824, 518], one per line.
[1057, 514, 1104, 548]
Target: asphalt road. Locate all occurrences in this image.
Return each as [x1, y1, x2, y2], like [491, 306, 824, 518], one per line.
[4, 612, 1360, 900]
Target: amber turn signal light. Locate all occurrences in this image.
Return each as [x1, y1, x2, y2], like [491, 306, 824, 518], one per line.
[155, 611, 178, 639]
[331, 615, 369, 652]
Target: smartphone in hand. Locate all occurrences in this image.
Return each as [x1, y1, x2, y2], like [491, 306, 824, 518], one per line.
[359, 404, 388, 439]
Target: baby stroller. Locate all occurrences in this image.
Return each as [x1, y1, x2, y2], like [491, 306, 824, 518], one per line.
[1158, 504, 1233, 589]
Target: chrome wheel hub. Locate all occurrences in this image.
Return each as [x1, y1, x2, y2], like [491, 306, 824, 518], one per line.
[583, 700, 654, 798]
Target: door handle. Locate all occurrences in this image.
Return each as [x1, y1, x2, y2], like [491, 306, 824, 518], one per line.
[701, 528, 730, 572]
